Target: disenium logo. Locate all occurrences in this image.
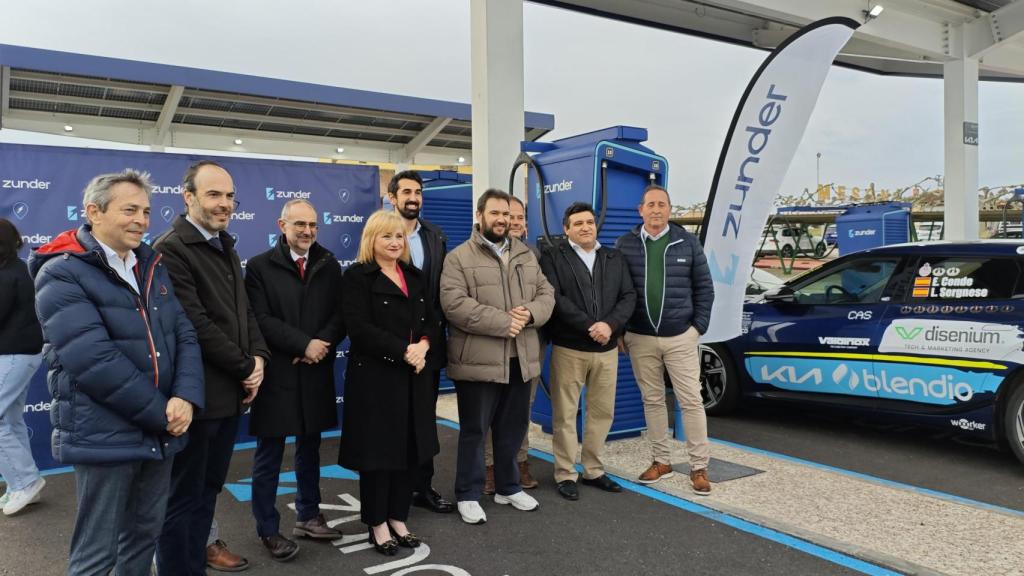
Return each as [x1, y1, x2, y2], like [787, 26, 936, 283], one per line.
[338, 189, 351, 204]
[67, 205, 79, 221]
[268, 234, 278, 248]
[542, 180, 574, 195]
[160, 206, 175, 223]
[230, 211, 256, 221]
[12, 202, 29, 220]
[341, 234, 352, 248]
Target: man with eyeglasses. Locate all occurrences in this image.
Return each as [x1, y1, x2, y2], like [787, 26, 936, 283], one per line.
[388, 170, 456, 514]
[155, 160, 270, 575]
[243, 199, 345, 561]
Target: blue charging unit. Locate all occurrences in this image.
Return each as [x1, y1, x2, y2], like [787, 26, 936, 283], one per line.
[835, 202, 911, 255]
[419, 170, 473, 393]
[515, 126, 669, 441]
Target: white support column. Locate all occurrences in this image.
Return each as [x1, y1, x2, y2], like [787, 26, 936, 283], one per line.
[470, 0, 524, 207]
[943, 30, 980, 240]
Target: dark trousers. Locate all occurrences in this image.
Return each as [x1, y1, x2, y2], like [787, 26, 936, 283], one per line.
[454, 361, 530, 501]
[251, 433, 322, 537]
[411, 369, 441, 493]
[67, 458, 174, 576]
[360, 469, 413, 526]
[156, 415, 239, 576]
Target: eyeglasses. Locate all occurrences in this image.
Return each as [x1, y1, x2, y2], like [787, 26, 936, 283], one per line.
[284, 220, 318, 231]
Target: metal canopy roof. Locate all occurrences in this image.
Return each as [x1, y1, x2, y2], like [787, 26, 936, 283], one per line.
[532, 0, 1024, 81]
[0, 44, 555, 164]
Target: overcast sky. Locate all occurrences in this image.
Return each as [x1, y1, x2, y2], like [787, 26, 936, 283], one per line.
[1, 0, 1021, 206]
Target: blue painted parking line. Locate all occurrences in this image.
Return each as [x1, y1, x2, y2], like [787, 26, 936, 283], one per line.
[436, 418, 901, 576]
[708, 437, 1024, 519]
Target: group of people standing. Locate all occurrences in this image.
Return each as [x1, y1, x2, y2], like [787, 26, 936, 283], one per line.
[0, 162, 715, 574]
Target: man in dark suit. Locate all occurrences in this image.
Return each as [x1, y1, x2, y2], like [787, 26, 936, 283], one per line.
[244, 199, 346, 561]
[155, 160, 271, 575]
[388, 170, 455, 514]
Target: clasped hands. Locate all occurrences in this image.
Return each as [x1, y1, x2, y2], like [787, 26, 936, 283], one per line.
[293, 338, 331, 365]
[588, 321, 613, 346]
[165, 397, 193, 437]
[404, 339, 430, 374]
[507, 306, 532, 338]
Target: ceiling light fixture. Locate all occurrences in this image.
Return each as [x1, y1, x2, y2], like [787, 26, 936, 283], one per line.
[864, 4, 884, 21]
[233, 138, 243, 145]
[336, 147, 345, 154]
[63, 125, 74, 132]
[457, 156, 466, 164]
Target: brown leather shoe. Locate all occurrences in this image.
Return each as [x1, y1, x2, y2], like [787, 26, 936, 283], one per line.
[293, 513, 343, 540]
[637, 461, 674, 484]
[519, 461, 538, 489]
[483, 465, 496, 495]
[206, 539, 250, 572]
[690, 468, 712, 496]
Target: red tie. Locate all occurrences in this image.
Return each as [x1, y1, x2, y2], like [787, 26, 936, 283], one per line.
[296, 256, 305, 280]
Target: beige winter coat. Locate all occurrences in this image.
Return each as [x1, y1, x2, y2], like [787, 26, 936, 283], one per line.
[440, 229, 554, 384]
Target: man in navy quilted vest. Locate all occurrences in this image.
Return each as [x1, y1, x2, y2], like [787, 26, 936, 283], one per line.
[615, 184, 715, 495]
[29, 169, 204, 576]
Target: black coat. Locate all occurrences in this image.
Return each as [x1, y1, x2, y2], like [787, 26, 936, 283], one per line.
[244, 238, 344, 437]
[417, 218, 448, 369]
[539, 240, 636, 352]
[338, 261, 440, 471]
[154, 215, 270, 420]
[0, 257, 43, 355]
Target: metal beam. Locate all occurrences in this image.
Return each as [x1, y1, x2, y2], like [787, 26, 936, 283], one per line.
[154, 85, 184, 145]
[1, 66, 10, 127]
[965, 0, 1024, 58]
[396, 116, 452, 163]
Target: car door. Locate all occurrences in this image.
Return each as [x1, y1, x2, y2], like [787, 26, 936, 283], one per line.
[743, 254, 904, 406]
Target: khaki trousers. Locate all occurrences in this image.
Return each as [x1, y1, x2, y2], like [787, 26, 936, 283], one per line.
[484, 377, 537, 466]
[550, 346, 618, 483]
[624, 328, 710, 470]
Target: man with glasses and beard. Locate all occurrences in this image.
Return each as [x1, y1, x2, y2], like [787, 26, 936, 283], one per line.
[244, 199, 346, 561]
[387, 171, 455, 514]
[155, 160, 270, 575]
[440, 189, 554, 525]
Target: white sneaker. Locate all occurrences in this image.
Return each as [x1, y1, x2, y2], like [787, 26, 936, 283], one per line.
[457, 500, 487, 524]
[494, 490, 539, 511]
[3, 477, 45, 516]
[0, 491, 8, 507]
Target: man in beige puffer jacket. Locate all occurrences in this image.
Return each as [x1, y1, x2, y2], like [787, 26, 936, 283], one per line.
[440, 188, 554, 525]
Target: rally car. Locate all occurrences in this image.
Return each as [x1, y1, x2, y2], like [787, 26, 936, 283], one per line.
[700, 240, 1024, 465]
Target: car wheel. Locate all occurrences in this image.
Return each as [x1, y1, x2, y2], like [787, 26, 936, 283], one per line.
[700, 344, 739, 415]
[1004, 382, 1024, 465]
[780, 244, 795, 259]
[813, 241, 826, 258]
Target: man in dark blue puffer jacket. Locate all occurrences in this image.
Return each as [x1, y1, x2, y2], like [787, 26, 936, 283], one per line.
[30, 169, 204, 576]
[615, 184, 715, 495]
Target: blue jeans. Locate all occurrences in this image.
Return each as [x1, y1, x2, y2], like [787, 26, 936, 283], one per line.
[0, 353, 43, 492]
[67, 457, 174, 576]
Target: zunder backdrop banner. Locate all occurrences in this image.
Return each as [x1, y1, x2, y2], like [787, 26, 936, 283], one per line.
[699, 17, 860, 343]
[0, 142, 380, 471]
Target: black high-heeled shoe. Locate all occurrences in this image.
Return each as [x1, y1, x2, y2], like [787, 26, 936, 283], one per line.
[368, 526, 398, 556]
[389, 524, 422, 548]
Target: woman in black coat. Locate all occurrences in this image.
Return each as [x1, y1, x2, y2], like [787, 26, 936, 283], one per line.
[339, 210, 439, 555]
[0, 218, 46, 515]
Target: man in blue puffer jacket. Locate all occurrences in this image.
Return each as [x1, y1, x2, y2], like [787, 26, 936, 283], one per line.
[615, 184, 715, 495]
[30, 169, 204, 576]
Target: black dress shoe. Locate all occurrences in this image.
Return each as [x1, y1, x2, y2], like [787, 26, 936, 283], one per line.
[260, 534, 300, 562]
[412, 487, 455, 513]
[368, 526, 398, 556]
[389, 525, 422, 548]
[557, 480, 579, 501]
[581, 474, 623, 492]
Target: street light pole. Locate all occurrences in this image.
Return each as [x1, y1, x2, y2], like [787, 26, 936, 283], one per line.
[816, 152, 822, 194]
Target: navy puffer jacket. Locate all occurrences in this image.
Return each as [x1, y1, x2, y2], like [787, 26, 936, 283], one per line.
[615, 223, 715, 337]
[29, 226, 204, 465]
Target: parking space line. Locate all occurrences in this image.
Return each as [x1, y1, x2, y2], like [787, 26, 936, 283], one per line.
[435, 418, 901, 576]
[708, 436, 1024, 518]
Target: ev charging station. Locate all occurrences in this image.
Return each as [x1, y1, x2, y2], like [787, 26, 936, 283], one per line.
[835, 202, 911, 255]
[514, 126, 670, 440]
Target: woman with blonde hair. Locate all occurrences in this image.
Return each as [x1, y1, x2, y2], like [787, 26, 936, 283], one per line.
[338, 210, 440, 555]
